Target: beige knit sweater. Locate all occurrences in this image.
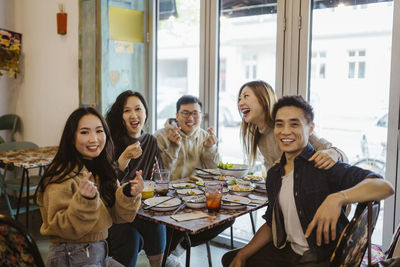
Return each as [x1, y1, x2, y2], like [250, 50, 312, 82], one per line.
[258, 126, 341, 169]
[155, 119, 221, 181]
[36, 166, 141, 243]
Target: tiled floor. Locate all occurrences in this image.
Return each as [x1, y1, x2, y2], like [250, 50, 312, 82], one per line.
[0, 199, 232, 267]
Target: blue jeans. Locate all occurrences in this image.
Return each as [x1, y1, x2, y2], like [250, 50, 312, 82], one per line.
[46, 240, 123, 267]
[108, 218, 166, 267]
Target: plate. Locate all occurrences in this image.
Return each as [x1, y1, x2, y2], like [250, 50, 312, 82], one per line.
[228, 185, 254, 196]
[254, 187, 267, 193]
[194, 169, 220, 179]
[221, 195, 250, 210]
[214, 175, 236, 184]
[172, 183, 196, 189]
[248, 194, 268, 204]
[241, 175, 264, 183]
[183, 195, 206, 208]
[176, 188, 204, 197]
[143, 196, 182, 211]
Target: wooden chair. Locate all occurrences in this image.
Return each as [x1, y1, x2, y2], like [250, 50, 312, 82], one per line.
[0, 214, 45, 267]
[0, 114, 20, 143]
[330, 201, 380, 267]
[0, 141, 42, 218]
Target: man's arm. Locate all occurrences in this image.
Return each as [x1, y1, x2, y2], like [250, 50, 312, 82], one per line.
[305, 177, 394, 246]
[229, 223, 272, 267]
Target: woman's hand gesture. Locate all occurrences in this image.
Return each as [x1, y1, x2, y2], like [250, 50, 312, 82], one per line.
[129, 170, 144, 197]
[78, 171, 98, 198]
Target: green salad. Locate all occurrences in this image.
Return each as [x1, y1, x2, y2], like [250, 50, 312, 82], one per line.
[217, 161, 234, 169]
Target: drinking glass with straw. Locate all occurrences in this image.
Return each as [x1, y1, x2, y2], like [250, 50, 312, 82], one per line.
[154, 156, 170, 196]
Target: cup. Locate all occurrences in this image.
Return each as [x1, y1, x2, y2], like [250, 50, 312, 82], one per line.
[154, 169, 170, 196]
[205, 182, 223, 212]
[141, 180, 154, 199]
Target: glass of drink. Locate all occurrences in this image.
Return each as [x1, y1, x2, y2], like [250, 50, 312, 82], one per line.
[154, 169, 170, 196]
[141, 180, 154, 199]
[205, 182, 223, 213]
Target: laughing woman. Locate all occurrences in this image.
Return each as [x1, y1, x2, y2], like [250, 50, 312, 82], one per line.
[238, 80, 347, 170]
[35, 107, 143, 267]
[106, 90, 166, 267]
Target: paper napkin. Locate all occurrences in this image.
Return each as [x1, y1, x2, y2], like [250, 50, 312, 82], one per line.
[170, 211, 209, 222]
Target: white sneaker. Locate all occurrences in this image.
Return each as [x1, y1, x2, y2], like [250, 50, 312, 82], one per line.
[165, 254, 183, 267]
[171, 243, 185, 257]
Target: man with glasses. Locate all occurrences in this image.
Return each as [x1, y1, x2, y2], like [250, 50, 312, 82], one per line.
[155, 95, 220, 181]
[155, 95, 228, 267]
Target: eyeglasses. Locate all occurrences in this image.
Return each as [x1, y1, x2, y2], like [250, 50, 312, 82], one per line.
[179, 110, 202, 118]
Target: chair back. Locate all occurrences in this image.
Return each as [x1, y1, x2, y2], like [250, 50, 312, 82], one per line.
[0, 214, 45, 267]
[0, 114, 20, 142]
[0, 141, 38, 152]
[387, 221, 400, 259]
[330, 201, 380, 267]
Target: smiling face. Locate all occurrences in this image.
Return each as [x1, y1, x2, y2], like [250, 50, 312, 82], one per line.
[122, 96, 146, 138]
[75, 114, 106, 160]
[176, 103, 202, 136]
[238, 86, 266, 129]
[274, 106, 314, 160]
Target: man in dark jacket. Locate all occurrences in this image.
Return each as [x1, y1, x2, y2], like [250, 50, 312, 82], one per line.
[222, 96, 394, 267]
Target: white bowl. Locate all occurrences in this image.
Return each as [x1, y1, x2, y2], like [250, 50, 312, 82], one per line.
[176, 188, 204, 198]
[218, 164, 249, 178]
[183, 195, 206, 209]
[228, 185, 254, 196]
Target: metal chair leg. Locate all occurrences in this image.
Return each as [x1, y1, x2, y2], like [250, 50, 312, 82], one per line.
[162, 228, 174, 267]
[206, 241, 212, 267]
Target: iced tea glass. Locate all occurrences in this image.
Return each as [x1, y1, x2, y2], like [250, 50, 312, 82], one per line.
[154, 169, 170, 196]
[205, 182, 223, 213]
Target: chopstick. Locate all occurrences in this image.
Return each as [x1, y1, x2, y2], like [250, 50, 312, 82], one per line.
[222, 199, 258, 207]
[195, 168, 218, 176]
[144, 197, 175, 210]
[172, 203, 186, 215]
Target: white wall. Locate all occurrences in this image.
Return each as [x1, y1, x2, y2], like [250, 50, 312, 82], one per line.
[0, 0, 79, 146]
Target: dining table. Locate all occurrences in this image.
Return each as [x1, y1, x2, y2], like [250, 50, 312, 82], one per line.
[0, 146, 58, 228]
[137, 176, 268, 267]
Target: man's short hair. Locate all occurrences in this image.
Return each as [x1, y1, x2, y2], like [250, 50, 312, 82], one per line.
[176, 95, 203, 112]
[272, 95, 314, 124]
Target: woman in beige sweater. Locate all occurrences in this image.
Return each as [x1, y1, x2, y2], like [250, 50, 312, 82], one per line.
[35, 107, 143, 267]
[238, 80, 346, 170]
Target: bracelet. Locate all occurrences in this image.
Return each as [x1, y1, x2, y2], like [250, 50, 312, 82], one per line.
[340, 191, 349, 203]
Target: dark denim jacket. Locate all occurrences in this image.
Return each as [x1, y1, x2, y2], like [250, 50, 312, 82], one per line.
[263, 143, 381, 262]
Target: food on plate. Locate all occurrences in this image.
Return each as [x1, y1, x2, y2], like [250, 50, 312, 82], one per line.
[173, 183, 196, 189]
[241, 175, 264, 182]
[217, 161, 234, 169]
[229, 185, 254, 192]
[217, 175, 235, 181]
[189, 175, 203, 183]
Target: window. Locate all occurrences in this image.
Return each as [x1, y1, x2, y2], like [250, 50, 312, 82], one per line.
[348, 49, 366, 79]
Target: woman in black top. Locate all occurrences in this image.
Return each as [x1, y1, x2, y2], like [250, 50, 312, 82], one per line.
[106, 91, 166, 267]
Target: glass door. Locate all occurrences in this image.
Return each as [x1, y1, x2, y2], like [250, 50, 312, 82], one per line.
[308, 0, 394, 245]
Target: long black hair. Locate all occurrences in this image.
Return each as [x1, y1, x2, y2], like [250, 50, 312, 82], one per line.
[106, 90, 148, 150]
[36, 107, 118, 207]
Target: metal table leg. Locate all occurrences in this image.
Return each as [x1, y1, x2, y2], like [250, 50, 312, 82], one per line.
[162, 228, 174, 267]
[249, 211, 255, 234]
[206, 241, 212, 267]
[183, 232, 191, 267]
[16, 168, 26, 220]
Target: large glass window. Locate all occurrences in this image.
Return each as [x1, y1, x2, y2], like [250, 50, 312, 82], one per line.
[308, 0, 394, 245]
[218, 0, 278, 241]
[156, 0, 200, 128]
